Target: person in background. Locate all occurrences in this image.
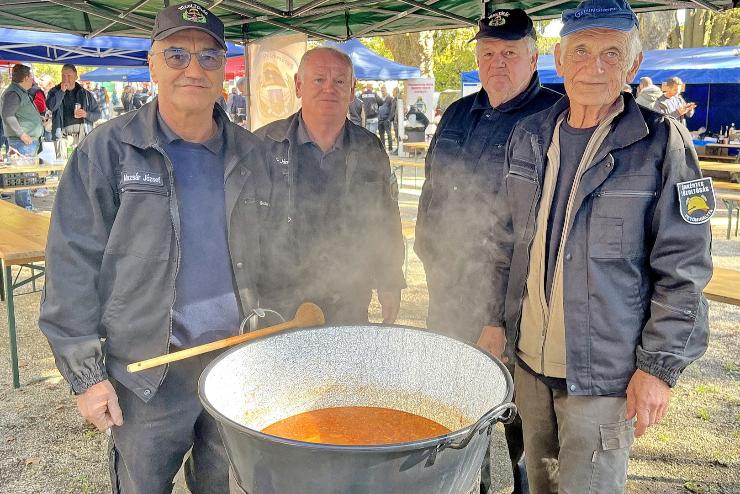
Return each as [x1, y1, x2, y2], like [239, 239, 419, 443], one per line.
[227, 86, 246, 124]
[488, 0, 712, 491]
[391, 87, 400, 152]
[378, 86, 394, 152]
[635, 76, 662, 109]
[255, 46, 405, 328]
[415, 9, 560, 494]
[122, 85, 135, 112]
[348, 92, 364, 127]
[100, 87, 112, 120]
[39, 2, 267, 492]
[1, 64, 43, 210]
[360, 82, 383, 134]
[46, 63, 101, 159]
[655, 76, 696, 126]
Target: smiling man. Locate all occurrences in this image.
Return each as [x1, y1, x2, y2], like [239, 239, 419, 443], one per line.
[415, 10, 559, 493]
[487, 0, 712, 492]
[39, 3, 269, 492]
[255, 47, 405, 328]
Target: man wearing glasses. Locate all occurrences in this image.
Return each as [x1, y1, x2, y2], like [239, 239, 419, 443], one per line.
[39, 3, 268, 492]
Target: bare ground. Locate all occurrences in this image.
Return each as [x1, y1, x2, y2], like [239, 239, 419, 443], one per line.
[0, 189, 737, 493]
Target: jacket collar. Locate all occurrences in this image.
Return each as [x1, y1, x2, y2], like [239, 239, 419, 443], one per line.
[120, 98, 257, 176]
[262, 111, 352, 149]
[522, 92, 649, 160]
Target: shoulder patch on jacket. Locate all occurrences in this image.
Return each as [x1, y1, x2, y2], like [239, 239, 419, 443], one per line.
[677, 177, 715, 225]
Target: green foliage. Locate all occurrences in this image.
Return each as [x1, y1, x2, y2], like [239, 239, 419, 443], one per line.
[723, 361, 739, 375]
[28, 63, 96, 83]
[359, 37, 395, 60]
[431, 27, 477, 91]
[536, 37, 559, 55]
[695, 407, 711, 421]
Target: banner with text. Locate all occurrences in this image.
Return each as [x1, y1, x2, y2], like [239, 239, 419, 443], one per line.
[405, 78, 435, 123]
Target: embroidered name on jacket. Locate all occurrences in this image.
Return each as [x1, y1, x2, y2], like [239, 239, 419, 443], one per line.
[120, 171, 164, 187]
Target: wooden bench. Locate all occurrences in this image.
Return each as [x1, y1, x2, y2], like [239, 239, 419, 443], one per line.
[698, 154, 737, 162]
[715, 185, 740, 239]
[705, 267, 740, 306]
[700, 162, 740, 173]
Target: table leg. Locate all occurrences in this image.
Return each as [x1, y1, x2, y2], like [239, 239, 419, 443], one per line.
[3, 262, 20, 388]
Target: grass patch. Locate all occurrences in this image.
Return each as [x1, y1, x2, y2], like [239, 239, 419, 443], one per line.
[722, 361, 739, 375]
[695, 407, 711, 421]
[694, 384, 720, 395]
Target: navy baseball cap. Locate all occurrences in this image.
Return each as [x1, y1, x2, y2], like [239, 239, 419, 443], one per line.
[152, 2, 227, 50]
[472, 9, 536, 41]
[561, 0, 638, 36]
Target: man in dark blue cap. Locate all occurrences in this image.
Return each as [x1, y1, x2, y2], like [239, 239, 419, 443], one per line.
[415, 8, 560, 494]
[486, 0, 712, 492]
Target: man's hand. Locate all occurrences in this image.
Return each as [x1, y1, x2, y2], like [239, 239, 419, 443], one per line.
[625, 369, 671, 438]
[60, 82, 72, 92]
[19, 133, 34, 145]
[74, 109, 88, 119]
[378, 290, 401, 324]
[76, 380, 124, 432]
[477, 325, 507, 362]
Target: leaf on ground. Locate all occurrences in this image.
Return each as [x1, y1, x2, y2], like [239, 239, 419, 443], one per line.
[24, 457, 42, 466]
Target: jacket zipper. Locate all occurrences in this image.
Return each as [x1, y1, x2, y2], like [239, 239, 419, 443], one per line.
[652, 299, 696, 318]
[595, 190, 657, 198]
[152, 143, 180, 387]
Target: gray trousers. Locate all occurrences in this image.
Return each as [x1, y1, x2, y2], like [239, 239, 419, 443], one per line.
[514, 365, 635, 494]
[109, 351, 230, 494]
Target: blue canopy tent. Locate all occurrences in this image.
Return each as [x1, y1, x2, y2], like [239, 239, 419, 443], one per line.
[462, 46, 740, 131]
[324, 39, 420, 81]
[0, 27, 244, 66]
[81, 66, 151, 82]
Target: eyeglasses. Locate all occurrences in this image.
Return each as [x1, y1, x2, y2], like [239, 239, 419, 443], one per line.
[151, 48, 226, 71]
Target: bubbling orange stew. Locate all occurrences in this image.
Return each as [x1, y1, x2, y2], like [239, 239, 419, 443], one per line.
[261, 406, 451, 445]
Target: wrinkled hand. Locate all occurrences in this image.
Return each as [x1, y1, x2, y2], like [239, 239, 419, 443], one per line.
[74, 109, 87, 119]
[19, 133, 34, 145]
[76, 380, 124, 432]
[378, 290, 401, 324]
[625, 369, 671, 437]
[478, 325, 507, 362]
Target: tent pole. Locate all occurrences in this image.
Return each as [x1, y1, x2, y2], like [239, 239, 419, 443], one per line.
[706, 83, 711, 131]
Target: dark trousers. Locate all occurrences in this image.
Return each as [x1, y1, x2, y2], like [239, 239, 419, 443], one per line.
[109, 351, 230, 494]
[379, 119, 393, 150]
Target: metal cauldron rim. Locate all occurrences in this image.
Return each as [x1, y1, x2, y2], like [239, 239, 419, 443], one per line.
[198, 323, 513, 453]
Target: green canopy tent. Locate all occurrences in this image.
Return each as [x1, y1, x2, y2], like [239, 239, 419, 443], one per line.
[0, 0, 735, 43]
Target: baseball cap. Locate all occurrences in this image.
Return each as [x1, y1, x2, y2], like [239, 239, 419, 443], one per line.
[560, 0, 638, 37]
[471, 9, 536, 42]
[151, 2, 227, 51]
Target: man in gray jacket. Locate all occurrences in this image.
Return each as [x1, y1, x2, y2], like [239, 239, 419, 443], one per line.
[39, 3, 268, 492]
[487, 0, 712, 492]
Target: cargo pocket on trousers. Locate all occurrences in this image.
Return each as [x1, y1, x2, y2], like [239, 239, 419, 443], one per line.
[589, 419, 635, 493]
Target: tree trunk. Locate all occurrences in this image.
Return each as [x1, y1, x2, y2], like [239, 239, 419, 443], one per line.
[383, 33, 433, 77]
[638, 12, 677, 50]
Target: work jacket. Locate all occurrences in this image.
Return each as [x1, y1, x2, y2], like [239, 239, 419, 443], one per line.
[39, 100, 269, 401]
[255, 112, 405, 323]
[490, 93, 712, 395]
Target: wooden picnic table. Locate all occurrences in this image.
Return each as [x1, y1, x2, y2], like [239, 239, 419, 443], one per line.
[390, 157, 425, 189]
[0, 163, 65, 193]
[0, 200, 50, 388]
[702, 142, 740, 163]
[705, 267, 740, 306]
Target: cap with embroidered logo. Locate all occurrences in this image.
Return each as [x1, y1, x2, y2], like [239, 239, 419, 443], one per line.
[151, 2, 227, 51]
[472, 9, 536, 42]
[560, 0, 638, 37]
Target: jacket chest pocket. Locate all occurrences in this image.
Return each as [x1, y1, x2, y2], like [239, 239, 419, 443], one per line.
[505, 161, 539, 240]
[106, 184, 173, 260]
[589, 183, 657, 259]
[430, 131, 464, 183]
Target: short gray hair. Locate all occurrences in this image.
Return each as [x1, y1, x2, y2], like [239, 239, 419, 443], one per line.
[475, 34, 538, 58]
[560, 26, 642, 67]
[296, 46, 355, 81]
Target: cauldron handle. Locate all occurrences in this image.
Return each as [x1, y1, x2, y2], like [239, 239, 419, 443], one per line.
[446, 402, 517, 451]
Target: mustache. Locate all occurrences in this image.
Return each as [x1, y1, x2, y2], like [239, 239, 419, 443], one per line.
[175, 78, 212, 88]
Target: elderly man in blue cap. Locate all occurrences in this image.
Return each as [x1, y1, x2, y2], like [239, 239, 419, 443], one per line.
[485, 0, 712, 491]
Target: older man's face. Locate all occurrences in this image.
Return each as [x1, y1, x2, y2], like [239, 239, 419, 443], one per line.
[149, 29, 225, 115]
[476, 37, 537, 106]
[295, 50, 354, 122]
[555, 28, 641, 110]
[61, 68, 77, 86]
